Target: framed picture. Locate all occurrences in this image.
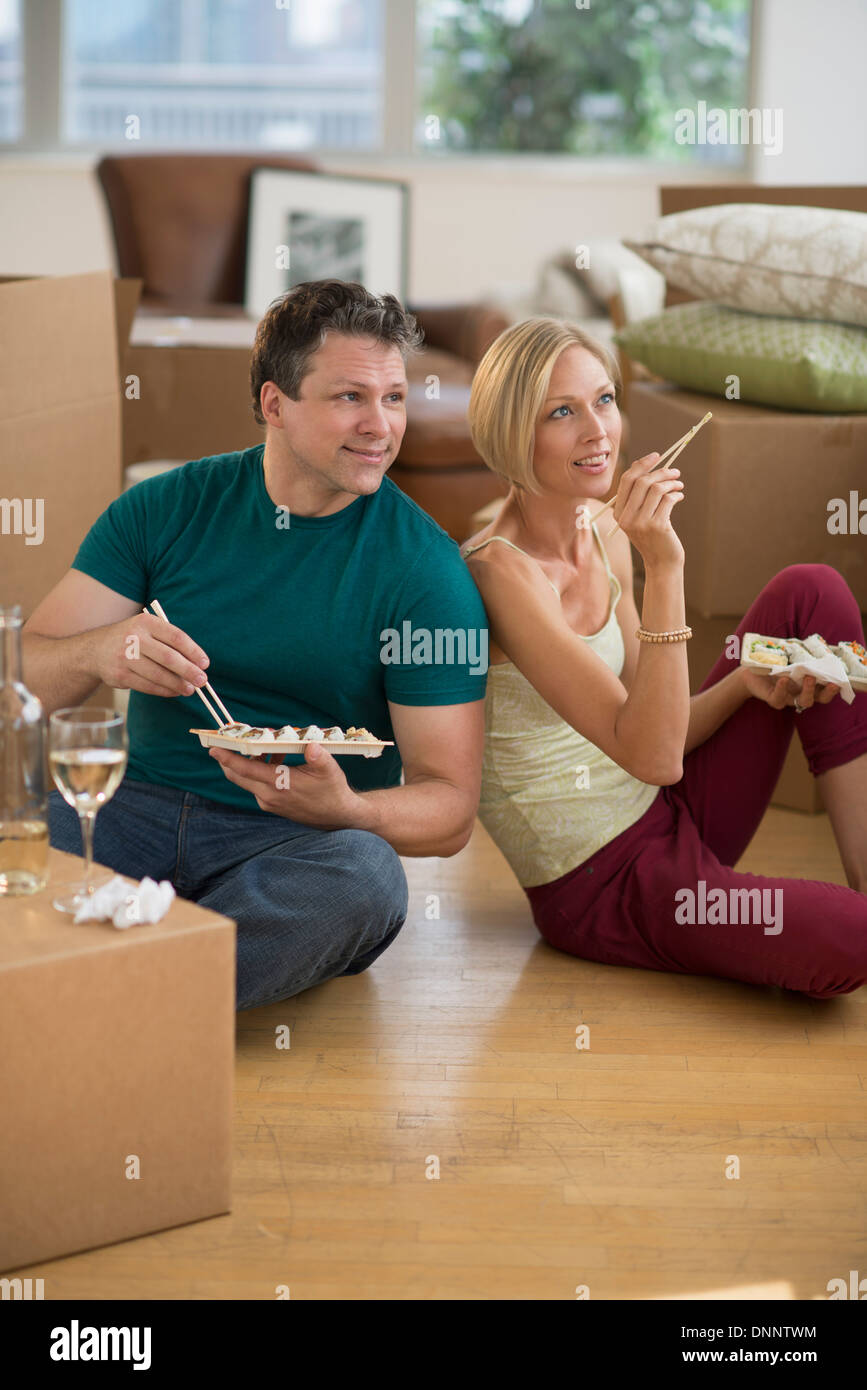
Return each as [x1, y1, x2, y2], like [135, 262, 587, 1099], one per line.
[244, 168, 409, 319]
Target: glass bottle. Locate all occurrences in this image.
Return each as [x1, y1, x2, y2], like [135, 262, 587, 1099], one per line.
[0, 604, 49, 895]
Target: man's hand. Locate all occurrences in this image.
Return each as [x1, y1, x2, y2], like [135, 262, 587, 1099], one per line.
[93, 611, 211, 698]
[739, 667, 840, 710]
[208, 741, 365, 828]
[211, 699, 485, 856]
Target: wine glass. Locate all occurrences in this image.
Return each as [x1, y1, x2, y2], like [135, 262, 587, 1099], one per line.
[49, 706, 128, 914]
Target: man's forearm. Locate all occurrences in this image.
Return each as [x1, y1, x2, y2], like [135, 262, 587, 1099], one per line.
[684, 666, 750, 755]
[21, 630, 101, 715]
[344, 776, 476, 857]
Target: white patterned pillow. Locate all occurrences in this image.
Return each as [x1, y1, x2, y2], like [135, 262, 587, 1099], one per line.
[625, 204, 867, 328]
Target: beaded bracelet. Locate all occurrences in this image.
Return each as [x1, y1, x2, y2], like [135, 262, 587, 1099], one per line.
[636, 626, 693, 643]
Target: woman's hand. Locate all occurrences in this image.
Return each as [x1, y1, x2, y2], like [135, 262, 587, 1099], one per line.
[611, 453, 685, 568]
[738, 668, 840, 709]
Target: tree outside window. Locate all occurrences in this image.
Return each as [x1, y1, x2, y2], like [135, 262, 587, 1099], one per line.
[416, 0, 752, 162]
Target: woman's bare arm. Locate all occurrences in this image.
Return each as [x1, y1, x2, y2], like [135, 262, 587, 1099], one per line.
[467, 544, 688, 785]
[594, 510, 641, 691]
[598, 511, 788, 755]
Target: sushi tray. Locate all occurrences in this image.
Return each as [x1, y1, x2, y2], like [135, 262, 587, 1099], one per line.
[741, 633, 867, 697]
[190, 722, 393, 758]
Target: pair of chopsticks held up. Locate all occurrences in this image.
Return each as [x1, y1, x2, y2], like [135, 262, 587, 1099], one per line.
[594, 411, 712, 533]
[142, 598, 233, 728]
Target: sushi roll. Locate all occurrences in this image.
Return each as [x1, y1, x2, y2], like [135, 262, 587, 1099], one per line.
[783, 638, 812, 661]
[219, 722, 252, 736]
[323, 726, 345, 741]
[835, 640, 867, 676]
[275, 725, 302, 740]
[746, 636, 789, 667]
[802, 633, 836, 661]
[237, 727, 275, 741]
[345, 726, 375, 741]
[297, 724, 325, 741]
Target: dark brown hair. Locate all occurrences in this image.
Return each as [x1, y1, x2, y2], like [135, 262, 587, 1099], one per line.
[250, 279, 425, 425]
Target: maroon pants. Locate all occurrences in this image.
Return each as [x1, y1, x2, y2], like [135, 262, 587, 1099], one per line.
[525, 565, 867, 999]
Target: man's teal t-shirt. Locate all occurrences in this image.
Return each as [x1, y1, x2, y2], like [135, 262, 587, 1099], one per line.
[71, 445, 489, 811]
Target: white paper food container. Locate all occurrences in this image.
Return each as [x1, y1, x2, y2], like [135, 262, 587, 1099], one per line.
[740, 633, 865, 699]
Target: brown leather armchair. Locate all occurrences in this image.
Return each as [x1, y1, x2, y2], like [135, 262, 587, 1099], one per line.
[97, 153, 510, 539]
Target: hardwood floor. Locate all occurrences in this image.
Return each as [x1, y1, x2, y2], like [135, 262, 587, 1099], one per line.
[23, 808, 867, 1301]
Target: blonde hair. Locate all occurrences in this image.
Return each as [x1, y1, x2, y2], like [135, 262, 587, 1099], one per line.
[468, 318, 622, 497]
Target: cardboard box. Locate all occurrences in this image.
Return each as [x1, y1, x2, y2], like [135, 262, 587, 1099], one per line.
[0, 272, 140, 619]
[686, 608, 823, 814]
[0, 847, 235, 1273]
[1, 273, 139, 718]
[626, 381, 867, 618]
[123, 314, 261, 469]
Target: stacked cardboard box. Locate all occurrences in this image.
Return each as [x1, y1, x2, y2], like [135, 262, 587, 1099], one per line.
[0, 849, 234, 1272]
[1, 281, 237, 1269]
[1, 272, 140, 614]
[122, 312, 260, 470]
[1, 272, 141, 720]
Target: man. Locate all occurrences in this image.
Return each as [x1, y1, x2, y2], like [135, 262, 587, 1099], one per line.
[24, 280, 488, 1010]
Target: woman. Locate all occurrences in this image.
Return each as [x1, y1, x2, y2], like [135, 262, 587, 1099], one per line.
[460, 318, 867, 998]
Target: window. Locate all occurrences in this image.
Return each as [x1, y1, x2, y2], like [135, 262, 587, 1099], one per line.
[416, 0, 753, 163]
[5, 0, 753, 160]
[0, 0, 21, 141]
[63, 0, 384, 150]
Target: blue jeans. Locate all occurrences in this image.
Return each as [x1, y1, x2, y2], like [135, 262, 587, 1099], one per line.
[48, 777, 409, 1011]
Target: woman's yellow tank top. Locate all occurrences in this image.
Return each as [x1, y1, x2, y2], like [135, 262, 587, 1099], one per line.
[461, 521, 660, 888]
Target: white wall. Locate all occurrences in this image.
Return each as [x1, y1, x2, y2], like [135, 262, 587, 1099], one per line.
[750, 0, 867, 185]
[0, 154, 730, 302]
[0, 0, 864, 301]
[319, 159, 691, 302]
[0, 160, 118, 278]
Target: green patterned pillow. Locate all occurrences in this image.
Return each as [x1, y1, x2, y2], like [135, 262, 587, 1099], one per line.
[614, 302, 867, 412]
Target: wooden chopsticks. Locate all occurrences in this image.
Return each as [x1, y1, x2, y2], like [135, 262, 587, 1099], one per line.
[143, 599, 234, 728]
[596, 410, 712, 532]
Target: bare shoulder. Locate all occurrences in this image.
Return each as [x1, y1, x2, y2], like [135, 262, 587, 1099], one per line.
[460, 496, 514, 556]
[462, 533, 519, 582]
[459, 522, 494, 556]
[462, 535, 558, 618]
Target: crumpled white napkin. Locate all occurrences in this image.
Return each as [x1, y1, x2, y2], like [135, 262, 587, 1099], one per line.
[73, 874, 176, 928]
[775, 652, 855, 705]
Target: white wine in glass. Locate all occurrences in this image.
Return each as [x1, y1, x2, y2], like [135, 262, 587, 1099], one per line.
[49, 706, 128, 914]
